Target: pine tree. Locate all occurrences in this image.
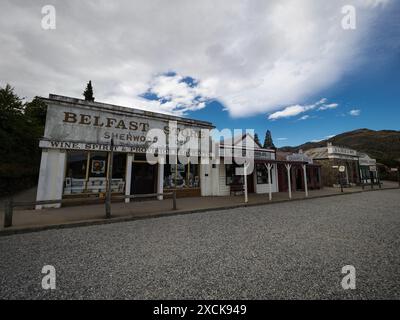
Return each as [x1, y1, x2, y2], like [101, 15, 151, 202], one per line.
[83, 80, 95, 101]
[254, 133, 261, 146]
[263, 130, 276, 149]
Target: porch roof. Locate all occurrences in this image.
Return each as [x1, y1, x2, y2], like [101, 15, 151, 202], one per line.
[253, 159, 321, 166]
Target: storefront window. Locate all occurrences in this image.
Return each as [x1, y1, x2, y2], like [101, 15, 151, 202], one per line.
[225, 164, 244, 185]
[163, 156, 200, 189]
[64, 151, 88, 194]
[111, 153, 126, 193]
[256, 163, 273, 184]
[64, 151, 126, 195]
[65, 151, 87, 179]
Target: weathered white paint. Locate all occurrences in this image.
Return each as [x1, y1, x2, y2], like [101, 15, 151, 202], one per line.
[42, 96, 212, 151]
[211, 163, 220, 196]
[267, 163, 273, 200]
[157, 163, 164, 200]
[124, 154, 133, 203]
[303, 164, 308, 197]
[285, 164, 292, 199]
[200, 161, 214, 196]
[255, 163, 278, 195]
[218, 161, 230, 196]
[36, 149, 66, 209]
[244, 163, 248, 203]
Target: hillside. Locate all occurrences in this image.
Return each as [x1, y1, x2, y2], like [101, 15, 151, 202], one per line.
[279, 128, 400, 167]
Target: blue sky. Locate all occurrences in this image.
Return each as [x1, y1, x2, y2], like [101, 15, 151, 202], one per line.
[182, 3, 400, 147]
[188, 50, 400, 147]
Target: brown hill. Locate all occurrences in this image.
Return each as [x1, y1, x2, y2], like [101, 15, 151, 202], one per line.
[279, 128, 400, 167]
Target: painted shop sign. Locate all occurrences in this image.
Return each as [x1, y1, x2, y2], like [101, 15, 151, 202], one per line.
[44, 104, 204, 148]
[286, 153, 313, 163]
[39, 140, 212, 157]
[328, 146, 357, 156]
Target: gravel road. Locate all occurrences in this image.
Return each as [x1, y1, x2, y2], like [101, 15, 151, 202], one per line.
[1, 189, 399, 299]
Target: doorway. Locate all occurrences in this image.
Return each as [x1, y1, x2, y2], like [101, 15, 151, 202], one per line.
[296, 167, 303, 190]
[246, 173, 254, 193]
[131, 163, 157, 194]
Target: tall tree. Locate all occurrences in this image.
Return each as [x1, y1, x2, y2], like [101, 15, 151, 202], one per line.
[263, 130, 276, 149]
[0, 84, 45, 195]
[254, 133, 261, 146]
[24, 97, 47, 127]
[83, 80, 95, 101]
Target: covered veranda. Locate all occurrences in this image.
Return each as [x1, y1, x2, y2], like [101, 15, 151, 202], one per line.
[241, 159, 321, 203]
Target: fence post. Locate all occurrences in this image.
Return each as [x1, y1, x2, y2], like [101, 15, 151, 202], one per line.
[4, 199, 13, 228]
[172, 191, 177, 210]
[105, 139, 114, 219]
[398, 168, 400, 188]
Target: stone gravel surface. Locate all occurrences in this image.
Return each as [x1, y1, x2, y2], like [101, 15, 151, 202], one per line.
[0, 189, 399, 299]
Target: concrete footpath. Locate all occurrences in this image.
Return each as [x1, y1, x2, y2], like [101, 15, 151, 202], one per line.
[1, 181, 399, 235]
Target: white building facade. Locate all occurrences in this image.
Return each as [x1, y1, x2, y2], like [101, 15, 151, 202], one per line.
[36, 95, 311, 208]
[36, 95, 215, 208]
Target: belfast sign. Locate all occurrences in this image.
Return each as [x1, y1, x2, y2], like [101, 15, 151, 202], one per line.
[44, 102, 205, 148]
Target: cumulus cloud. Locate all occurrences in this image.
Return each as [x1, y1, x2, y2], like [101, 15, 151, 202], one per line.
[349, 109, 361, 116]
[0, 0, 393, 117]
[140, 73, 209, 115]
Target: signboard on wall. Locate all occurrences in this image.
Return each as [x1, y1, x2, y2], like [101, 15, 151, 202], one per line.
[43, 100, 208, 150]
[38, 139, 212, 156]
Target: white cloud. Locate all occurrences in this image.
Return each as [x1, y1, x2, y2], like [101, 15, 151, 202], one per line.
[298, 115, 310, 121]
[0, 0, 393, 117]
[318, 103, 338, 111]
[142, 74, 208, 115]
[268, 98, 337, 120]
[268, 104, 308, 120]
[277, 137, 288, 141]
[349, 109, 361, 116]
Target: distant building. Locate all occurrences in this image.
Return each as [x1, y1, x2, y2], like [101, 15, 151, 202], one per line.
[358, 153, 378, 184]
[276, 150, 322, 192]
[305, 143, 378, 187]
[305, 143, 360, 187]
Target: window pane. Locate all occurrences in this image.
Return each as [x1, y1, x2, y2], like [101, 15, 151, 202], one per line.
[164, 162, 174, 189]
[189, 163, 200, 188]
[66, 152, 87, 179]
[256, 163, 272, 184]
[164, 156, 200, 189]
[226, 164, 244, 185]
[111, 153, 126, 193]
[87, 152, 108, 193]
[64, 151, 88, 194]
